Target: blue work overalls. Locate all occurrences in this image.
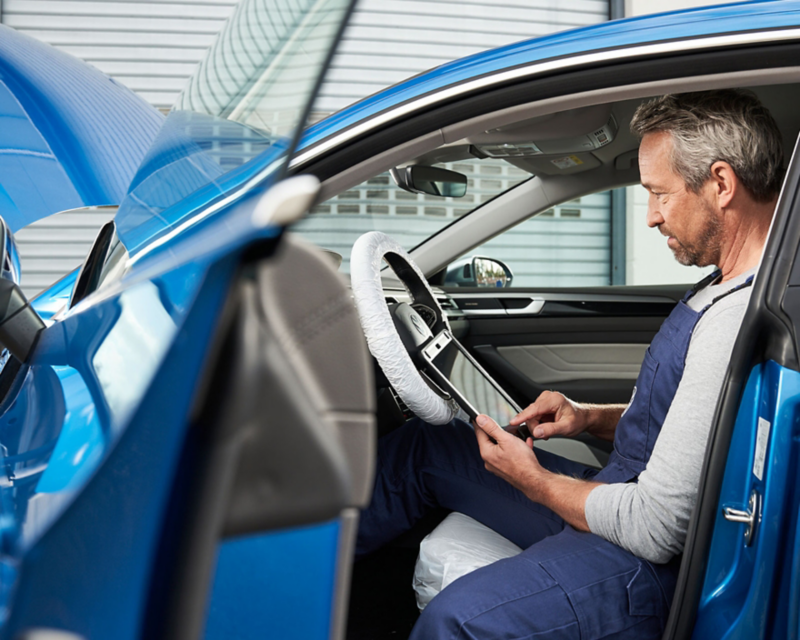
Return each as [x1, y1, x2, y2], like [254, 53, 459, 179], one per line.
[356, 272, 752, 639]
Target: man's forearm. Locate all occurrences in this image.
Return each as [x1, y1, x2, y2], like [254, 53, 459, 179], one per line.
[523, 471, 602, 531]
[581, 403, 627, 441]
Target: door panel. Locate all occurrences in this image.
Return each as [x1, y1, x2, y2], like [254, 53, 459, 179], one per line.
[495, 343, 647, 385]
[436, 286, 686, 466]
[443, 287, 684, 407]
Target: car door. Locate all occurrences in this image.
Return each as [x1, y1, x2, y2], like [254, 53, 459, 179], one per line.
[0, 3, 367, 640]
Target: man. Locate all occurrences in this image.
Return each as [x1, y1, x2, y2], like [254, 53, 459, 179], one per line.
[357, 90, 784, 639]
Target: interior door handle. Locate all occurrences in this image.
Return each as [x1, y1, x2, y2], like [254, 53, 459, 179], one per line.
[505, 298, 545, 315]
[722, 489, 761, 546]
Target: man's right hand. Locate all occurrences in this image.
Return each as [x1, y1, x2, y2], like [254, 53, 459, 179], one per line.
[508, 391, 589, 440]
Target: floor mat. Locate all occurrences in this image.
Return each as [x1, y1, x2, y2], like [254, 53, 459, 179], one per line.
[346, 546, 420, 640]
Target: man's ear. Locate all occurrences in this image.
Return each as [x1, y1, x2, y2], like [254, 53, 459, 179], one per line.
[709, 160, 737, 209]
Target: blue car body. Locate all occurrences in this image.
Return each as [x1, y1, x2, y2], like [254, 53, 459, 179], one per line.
[0, 0, 798, 638]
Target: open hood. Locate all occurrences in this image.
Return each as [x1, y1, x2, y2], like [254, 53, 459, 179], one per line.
[0, 25, 164, 232]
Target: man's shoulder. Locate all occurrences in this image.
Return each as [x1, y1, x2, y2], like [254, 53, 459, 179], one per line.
[688, 268, 756, 312]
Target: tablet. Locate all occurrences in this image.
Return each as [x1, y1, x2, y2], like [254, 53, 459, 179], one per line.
[421, 330, 522, 426]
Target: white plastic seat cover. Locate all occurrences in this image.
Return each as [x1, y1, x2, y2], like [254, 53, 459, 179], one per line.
[413, 512, 523, 610]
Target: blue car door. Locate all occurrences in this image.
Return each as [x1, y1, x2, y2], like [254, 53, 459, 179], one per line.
[0, 2, 371, 640]
[665, 135, 800, 639]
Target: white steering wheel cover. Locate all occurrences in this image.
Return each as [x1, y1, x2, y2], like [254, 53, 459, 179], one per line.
[350, 231, 457, 425]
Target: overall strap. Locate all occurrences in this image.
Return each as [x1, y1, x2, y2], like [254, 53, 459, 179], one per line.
[700, 274, 755, 314]
[682, 269, 722, 302]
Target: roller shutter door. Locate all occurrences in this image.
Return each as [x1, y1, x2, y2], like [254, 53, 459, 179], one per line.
[316, 0, 610, 114]
[2, 0, 239, 296]
[2, 0, 239, 110]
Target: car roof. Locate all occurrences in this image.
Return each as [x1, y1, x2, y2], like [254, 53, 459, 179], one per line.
[296, 0, 800, 163]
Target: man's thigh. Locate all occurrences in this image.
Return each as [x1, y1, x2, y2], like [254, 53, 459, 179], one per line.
[362, 419, 596, 551]
[412, 527, 670, 640]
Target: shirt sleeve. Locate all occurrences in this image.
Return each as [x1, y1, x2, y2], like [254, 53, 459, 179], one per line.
[584, 295, 749, 563]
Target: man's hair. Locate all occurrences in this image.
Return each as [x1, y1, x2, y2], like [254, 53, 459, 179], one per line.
[630, 90, 784, 203]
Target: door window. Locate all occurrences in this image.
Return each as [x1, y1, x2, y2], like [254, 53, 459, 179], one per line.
[452, 184, 715, 288]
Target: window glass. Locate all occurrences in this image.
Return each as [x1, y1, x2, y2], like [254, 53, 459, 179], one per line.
[459, 192, 612, 287]
[294, 159, 715, 288]
[452, 185, 714, 288]
[292, 158, 530, 272]
[624, 184, 715, 286]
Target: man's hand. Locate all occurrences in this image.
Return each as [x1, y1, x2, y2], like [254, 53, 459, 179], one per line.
[474, 413, 603, 532]
[508, 391, 588, 440]
[474, 414, 545, 493]
[509, 391, 625, 442]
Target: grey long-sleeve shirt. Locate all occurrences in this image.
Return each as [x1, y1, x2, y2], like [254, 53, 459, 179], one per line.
[584, 269, 755, 564]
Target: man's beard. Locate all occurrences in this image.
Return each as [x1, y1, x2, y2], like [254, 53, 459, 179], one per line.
[666, 210, 723, 267]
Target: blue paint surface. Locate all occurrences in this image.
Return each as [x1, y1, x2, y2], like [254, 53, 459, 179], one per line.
[0, 25, 163, 231]
[695, 361, 800, 639]
[205, 521, 340, 640]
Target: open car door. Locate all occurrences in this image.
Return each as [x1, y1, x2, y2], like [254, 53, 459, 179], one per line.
[0, 2, 368, 640]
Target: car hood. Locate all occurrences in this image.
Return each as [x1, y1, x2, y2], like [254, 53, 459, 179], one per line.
[0, 25, 164, 232]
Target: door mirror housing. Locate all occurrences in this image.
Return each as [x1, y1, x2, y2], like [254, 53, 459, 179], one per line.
[390, 165, 468, 198]
[0, 217, 44, 362]
[444, 256, 513, 288]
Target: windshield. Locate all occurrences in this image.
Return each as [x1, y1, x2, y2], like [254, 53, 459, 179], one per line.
[293, 157, 531, 272]
[114, 0, 352, 258]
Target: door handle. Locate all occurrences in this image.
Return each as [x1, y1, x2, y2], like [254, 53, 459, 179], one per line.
[505, 298, 545, 315]
[722, 489, 761, 546]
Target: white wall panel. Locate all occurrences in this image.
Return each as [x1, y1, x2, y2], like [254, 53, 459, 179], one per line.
[14, 207, 117, 297]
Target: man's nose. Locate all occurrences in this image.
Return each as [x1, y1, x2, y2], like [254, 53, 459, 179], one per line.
[646, 198, 663, 228]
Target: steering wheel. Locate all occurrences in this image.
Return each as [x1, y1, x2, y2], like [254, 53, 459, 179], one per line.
[350, 231, 461, 425]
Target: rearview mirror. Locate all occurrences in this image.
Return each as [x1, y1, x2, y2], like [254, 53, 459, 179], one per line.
[390, 165, 467, 198]
[444, 256, 513, 288]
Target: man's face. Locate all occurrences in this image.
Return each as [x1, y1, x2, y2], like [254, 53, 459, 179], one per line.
[638, 131, 722, 267]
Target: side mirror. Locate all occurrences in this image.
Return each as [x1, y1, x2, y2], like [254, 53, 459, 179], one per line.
[390, 165, 467, 198]
[444, 256, 513, 288]
[0, 218, 44, 362]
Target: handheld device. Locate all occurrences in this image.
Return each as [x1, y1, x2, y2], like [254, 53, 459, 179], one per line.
[420, 330, 527, 434]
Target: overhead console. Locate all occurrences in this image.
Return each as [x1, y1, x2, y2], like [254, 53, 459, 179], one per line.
[461, 104, 618, 175]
